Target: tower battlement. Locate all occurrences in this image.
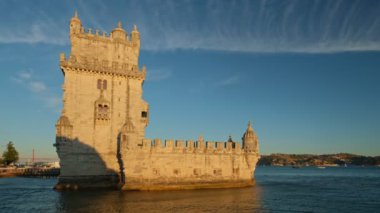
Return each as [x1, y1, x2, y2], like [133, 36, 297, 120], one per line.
[55, 12, 260, 191]
[139, 138, 248, 154]
[65, 12, 142, 77]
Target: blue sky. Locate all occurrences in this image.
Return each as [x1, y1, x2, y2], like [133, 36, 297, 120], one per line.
[0, 0, 379, 160]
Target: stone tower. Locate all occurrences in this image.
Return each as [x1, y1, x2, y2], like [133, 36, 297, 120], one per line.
[55, 12, 260, 190]
[55, 12, 149, 188]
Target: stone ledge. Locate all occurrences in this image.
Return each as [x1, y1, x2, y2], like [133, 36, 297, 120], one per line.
[122, 179, 255, 191]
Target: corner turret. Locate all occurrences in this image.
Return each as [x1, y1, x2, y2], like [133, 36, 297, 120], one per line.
[70, 11, 82, 35]
[242, 121, 259, 153]
[55, 115, 73, 143]
[111, 21, 127, 41]
[131, 25, 140, 56]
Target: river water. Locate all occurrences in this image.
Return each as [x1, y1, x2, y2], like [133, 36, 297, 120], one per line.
[0, 167, 379, 212]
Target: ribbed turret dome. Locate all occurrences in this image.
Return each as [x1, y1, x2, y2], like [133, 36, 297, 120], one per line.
[71, 11, 81, 22]
[111, 21, 127, 40]
[56, 115, 71, 126]
[243, 121, 256, 139]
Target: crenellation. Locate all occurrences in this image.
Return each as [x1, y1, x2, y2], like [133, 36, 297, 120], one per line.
[186, 140, 195, 152]
[176, 140, 185, 149]
[216, 142, 224, 153]
[73, 25, 137, 47]
[235, 143, 242, 154]
[206, 141, 215, 153]
[132, 137, 250, 155]
[196, 136, 205, 153]
[142, 139, 151, 149]
[153, 139, 163, 149]
[165, 139, 175, 150]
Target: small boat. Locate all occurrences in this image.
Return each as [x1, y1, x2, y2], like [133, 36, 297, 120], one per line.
[317, 166, 326, 169]
[292, 165, 302, 169]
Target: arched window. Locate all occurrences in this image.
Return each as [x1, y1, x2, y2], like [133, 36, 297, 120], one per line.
[97, 79, 102, 89]
[97, 79, 108, 90]
[96, 104, 109, 120]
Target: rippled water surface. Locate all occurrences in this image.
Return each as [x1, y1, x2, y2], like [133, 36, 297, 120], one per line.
[1, 167, 379, 212]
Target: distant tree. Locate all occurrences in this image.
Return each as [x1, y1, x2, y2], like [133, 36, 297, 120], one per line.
[2, 141, 19, 165]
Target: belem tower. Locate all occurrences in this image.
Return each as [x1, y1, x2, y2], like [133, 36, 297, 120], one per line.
[54, 12, 260, 190]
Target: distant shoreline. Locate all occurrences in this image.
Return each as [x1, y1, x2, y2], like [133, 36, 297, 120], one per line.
[0, 168, 59, 178]
[258, 153, 380, 167]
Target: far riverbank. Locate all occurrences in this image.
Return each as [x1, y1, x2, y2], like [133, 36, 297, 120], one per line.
[259, 153, 380, 167]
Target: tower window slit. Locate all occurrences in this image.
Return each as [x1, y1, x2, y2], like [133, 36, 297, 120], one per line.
[97, 79, 108, 90]
[97, 79, 102, 89]
[103, 80, 107, 90]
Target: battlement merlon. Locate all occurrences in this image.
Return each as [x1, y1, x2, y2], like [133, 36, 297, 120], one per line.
[67, 11, 141, 73]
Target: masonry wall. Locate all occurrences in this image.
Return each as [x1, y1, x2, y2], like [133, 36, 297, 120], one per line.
[60, 68, 148, 178]
[120, 139, 259, 190]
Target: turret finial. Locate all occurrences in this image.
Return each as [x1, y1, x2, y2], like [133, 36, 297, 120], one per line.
[133, 24, 138, 31]
[118, 21, 122, 28]
[74, 10, 78, 18]
[245, 121, 254, 133]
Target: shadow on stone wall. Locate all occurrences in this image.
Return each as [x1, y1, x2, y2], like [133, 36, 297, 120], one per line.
[116, 133, 125, 185]
[54, 136, 121, 190]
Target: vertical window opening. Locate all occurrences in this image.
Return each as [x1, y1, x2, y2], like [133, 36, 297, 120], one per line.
[97, 79, 102, 89]
[103, 80, 107, 90]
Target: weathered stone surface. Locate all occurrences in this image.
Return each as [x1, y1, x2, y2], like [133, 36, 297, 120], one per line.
[54, 12, 260, 190]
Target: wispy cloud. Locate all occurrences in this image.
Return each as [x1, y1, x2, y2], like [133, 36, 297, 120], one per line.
[29, 81, 47, 93]
[0, 24, 67, 45]
[146, 68, 172, 82]
[11, 71, 60, 111]
[0, 1, 67, 45]
[215, 76, 240, 87]
[0, 0, 379, 53]
[135, 0, 380, 53]
[18, 72, 32, 80]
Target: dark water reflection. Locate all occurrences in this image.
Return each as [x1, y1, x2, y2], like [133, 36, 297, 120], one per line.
[57, 186, 263, 212]
[1, 167, 380, 212]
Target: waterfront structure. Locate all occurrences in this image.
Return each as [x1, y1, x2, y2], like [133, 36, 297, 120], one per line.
[54, 12, 260, 190]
